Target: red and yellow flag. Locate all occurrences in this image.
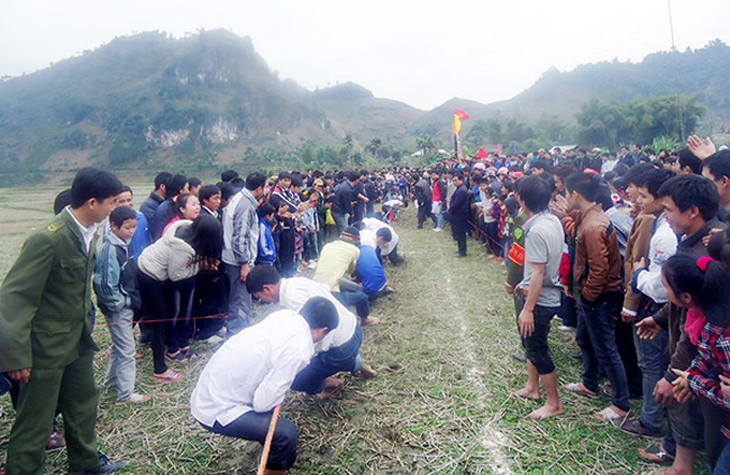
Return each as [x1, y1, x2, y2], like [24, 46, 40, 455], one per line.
[453, 108, 469, 136]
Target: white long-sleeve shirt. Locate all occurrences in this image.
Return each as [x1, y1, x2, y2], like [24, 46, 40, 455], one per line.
[279, 277, 357, 353]
[361, 217, 399, 256]
[635, 213, 678, 304]
[190, 309, 314, 427]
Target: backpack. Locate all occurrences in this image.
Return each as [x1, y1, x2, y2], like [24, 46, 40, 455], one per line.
[116, 245, 142, 312]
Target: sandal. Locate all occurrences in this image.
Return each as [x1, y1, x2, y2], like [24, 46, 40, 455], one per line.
[180, 347, 199, 360]
[638, 444, 675, 465]
[596, 406, 629, 423]
[564, 382, 600, 398]
[166, 351, 189, 363]
[153, 370, 184, 383]
[620, 417, 663, 439]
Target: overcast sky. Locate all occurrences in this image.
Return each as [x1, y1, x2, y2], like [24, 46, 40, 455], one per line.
[1, 0, 728, 110]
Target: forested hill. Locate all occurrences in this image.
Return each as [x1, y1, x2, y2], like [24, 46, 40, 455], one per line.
[0, 29, 728, 180]
[484, 39, 730, 124]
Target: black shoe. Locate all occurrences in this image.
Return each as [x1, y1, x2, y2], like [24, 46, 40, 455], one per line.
[453, 252, 466, 258]
[98, 453, 128, 474]
[69, 454, 127, 475]
[512, 353, 526, 363]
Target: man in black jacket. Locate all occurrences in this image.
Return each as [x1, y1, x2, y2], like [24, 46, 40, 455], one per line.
[332, 171, 360, 233]
[448, 172, 469, 257]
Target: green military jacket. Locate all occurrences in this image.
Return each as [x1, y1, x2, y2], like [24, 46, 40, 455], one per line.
[0, 210, 99, 371]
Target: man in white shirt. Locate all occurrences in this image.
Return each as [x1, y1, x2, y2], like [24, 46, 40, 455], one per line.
[360, 217, 403, 265]
[247, 267, 376, 399]
[190, 297, 338, 475]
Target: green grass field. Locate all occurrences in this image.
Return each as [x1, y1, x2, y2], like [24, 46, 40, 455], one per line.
[0, 186, 711, 474]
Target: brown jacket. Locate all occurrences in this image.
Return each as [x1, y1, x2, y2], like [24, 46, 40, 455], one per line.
[622, 213, 655, 314]
[572, 204, 623, 302]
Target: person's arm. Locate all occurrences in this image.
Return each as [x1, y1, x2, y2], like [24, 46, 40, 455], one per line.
[635, 230, 678, 303]
[622, 217, 653, 317]
[518, 262, 545, 338]
[252, 347, 310, 412]
[94, 245, 127, 313]
[687, 345, 730, 411]
[0, 232, 55, 379]
[581, 226, 610, 302]
[665, 311, 699, 382]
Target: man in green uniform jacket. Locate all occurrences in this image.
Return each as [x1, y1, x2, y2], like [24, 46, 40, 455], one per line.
[0, 168, 126, 475]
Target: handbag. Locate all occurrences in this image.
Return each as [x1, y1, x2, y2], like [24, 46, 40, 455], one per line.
[325, 208, 336, 226]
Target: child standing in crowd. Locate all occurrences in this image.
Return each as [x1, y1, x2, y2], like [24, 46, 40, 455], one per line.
[256, 203, 278, 267]
[301, 190, 320, 269]
[94, 207, 147, 403]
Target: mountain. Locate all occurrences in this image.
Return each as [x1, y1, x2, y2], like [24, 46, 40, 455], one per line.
[1, 30, 729, 180]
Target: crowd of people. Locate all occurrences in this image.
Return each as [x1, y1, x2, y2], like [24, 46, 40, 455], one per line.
[406, 136, 730, 475]
[2, 134, 730, 473]
[0, 166, 408, 474]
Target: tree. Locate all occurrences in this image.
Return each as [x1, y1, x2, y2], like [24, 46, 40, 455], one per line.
[416, 134, 435, 156]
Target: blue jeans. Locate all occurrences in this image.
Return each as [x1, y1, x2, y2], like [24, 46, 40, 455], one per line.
[715, 438, 730, 475]
[576, 292, 630, 411]
[200, 410, 298, 471]
[292, 325, 363, 394]
[633, 317, 669, 432]
[103, 307, 137, 401]
[332, 212, 350, 234]
[224, 263, 254, 335]
[333, 289, 370, 319]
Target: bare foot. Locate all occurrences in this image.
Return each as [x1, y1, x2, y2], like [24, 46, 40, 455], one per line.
[357, 362, 377, 378]
[529, 403, 564, 420]
[361, 316, 380, 327]
[514, 387, 541, 401]
[315, 378, 344, 400]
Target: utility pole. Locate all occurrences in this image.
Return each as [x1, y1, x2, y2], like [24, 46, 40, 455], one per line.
[667, 0, 677, 51]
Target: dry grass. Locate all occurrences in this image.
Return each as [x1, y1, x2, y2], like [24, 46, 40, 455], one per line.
[0, 187, 713, 474]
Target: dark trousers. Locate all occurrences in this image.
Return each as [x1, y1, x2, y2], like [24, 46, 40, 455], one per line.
[192, 269, 226, 340]
[166, 277, 195, 353]
[576, 292, 630, 411]
[278, 228, 296, 278]
[484, 221, 502, 256]
[223, 263, 254, 335]
[7, 352, 99, 475]
[417, 202, 433, 228]
[137, 270, 173, 375]
[558, 292, 578, 328]
[333, 290, 370, 319]
[615, 317, 643, 399]
[200, 411, 298, 471]
[633, 314, 669, 432]
[292, 325, 363, 394]
[702, 398, 730, 470]
[515, 294, 558, 374]
[451, 219, 467, 256]
[332, 212, 350, 234]
[715, 437, 730, 475]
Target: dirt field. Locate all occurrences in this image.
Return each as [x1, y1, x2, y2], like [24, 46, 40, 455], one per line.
[0, 187, 711, 474]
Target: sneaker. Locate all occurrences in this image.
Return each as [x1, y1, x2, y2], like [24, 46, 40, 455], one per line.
[120, 393, 149, 404]
[432, 228, 443, 232]
[557, 325, 576, 332]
